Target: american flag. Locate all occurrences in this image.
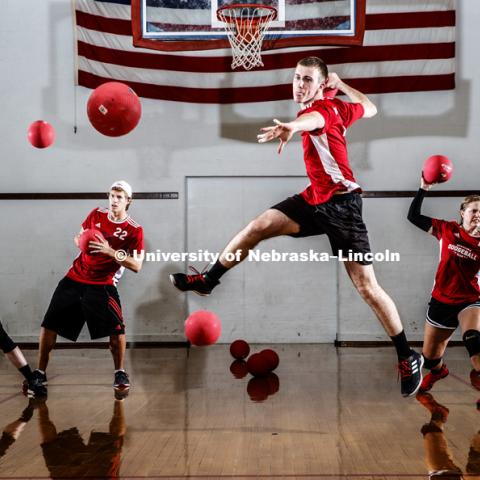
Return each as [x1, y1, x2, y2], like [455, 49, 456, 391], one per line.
[75, 0, 455, 103]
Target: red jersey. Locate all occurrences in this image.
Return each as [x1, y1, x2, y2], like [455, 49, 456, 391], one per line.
[430, 218, 480, 304]
[67, 208, 144, 286]
[298, 98, 364, 205]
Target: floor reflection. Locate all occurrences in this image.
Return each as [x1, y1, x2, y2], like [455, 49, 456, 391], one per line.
[37, 397, 125, 478]
[417, 392, 480, 479]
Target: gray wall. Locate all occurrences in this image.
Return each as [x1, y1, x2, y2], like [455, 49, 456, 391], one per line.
[0, 1, 477, 343]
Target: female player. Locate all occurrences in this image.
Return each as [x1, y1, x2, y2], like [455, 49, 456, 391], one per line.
[408, 177, 480, 392]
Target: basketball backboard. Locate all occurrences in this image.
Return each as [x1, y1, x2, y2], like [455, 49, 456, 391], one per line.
[132, 0, 365, 51]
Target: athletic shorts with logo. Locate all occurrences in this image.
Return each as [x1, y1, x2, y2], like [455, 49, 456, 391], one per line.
[42, 277, 125, 341]
[426, 297, 480, 330]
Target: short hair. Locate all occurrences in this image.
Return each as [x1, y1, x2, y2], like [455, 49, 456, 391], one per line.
[110, 186, 132, 211]
[297, 57, 328, 80]
[461, 195, 480, 211]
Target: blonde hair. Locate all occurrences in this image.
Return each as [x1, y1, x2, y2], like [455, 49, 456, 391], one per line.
[461, 195, 480, 211]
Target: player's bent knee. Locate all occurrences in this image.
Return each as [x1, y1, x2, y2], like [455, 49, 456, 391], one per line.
[463, 329, 480, 357]
[246, 216, 277, 238]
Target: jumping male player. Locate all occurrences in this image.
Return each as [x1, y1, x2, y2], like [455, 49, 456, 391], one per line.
[171, 57, 422, 397]
[28, 181, 144, 397]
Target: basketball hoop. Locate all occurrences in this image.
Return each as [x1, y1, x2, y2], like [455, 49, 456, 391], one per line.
[217, 4, 277, 71]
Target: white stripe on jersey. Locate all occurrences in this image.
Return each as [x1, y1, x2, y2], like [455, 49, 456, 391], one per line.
[310, 134, 361, 192]
[98, 207, 109, 213]
[127, 217, 140, 228]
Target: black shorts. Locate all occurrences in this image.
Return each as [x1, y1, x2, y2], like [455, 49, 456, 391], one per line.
[426, 297, 480, 330]
[42, 277, 125, 341]
[271, 192, 372, 265]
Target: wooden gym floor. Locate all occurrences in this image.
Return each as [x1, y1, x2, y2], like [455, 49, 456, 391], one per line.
[0, 345, 479, 479]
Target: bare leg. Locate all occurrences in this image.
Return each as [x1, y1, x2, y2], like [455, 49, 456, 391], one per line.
[218, 209, 300, 268]
[110, 334, 126, 370]
[422, 323, 454, 367]
[38, 328, 57, 372]
[343, 262, 403, 336]
[459, 307, 480, 371]
[5, 347, 28, 369]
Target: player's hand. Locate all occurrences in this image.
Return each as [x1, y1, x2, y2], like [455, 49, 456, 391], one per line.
[421, 175, 436, 191]
[325, 72, 341, 89]
[257, 119, 295, 154]
[89, 234, 115, 257]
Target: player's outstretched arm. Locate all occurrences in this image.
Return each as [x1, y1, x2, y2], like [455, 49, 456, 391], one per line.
[257, 113, 324, 154]
[327, 72, 377, 118]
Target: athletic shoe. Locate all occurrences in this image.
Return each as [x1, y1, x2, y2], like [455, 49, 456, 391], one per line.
[27, 370, 48, 398]
[470, 369, 480, 390]
[416, 392, 450, 423]
[397, 351, 424, 397]
[419, 364, 449, 392]
[113, 370, 130, 390]
[170, 266, 219, 296]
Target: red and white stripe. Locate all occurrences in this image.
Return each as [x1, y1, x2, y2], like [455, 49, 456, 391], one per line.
[75, 0, 455, 103]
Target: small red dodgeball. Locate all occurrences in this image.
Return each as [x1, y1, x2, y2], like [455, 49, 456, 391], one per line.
[260, 349, 279, 372]
[184, 310, 221, 346]
[230, 339, 250, 360]
[247, 353, 270, 377]
[422, 155, 453, 184]
[78, 229, 104, 254]
[27, 120, 55, 148]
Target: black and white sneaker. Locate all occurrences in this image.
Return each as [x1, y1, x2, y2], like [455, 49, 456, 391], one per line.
[27, 370, 48, 398]
[398, 351, 423, 397]
[170, 267, 219, 296]
[113, 370, 130, 390]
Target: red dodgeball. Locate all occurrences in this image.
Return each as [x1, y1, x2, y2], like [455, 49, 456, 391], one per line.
[247, 353, 270, 377]
[184, 310, 221, 346]
[27, 120, 55, 148]
[260, 349, 279, 372]
[78, 228, 105, 254]
[422, 155, 453, 184]
[87, 82, 141, 137]
[230, 339, 250, 360]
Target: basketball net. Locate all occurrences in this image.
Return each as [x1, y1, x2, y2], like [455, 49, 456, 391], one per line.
[217, 4, 277, 71]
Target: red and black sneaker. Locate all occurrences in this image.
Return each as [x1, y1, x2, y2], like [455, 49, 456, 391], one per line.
[419, 364, 449, 392]
[170, 267, 219, 296]
[397, 351, 424, 397]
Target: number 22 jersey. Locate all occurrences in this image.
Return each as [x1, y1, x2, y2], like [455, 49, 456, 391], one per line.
[66, 208, 144, 286]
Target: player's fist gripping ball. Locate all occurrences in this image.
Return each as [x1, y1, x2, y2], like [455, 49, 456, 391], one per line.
[422, 155, 453, 184]
[27, 120, 55, 148]
[185, 310, 221, 346]
[87, 82, 141, 137]
[78, 229, 105, 254]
